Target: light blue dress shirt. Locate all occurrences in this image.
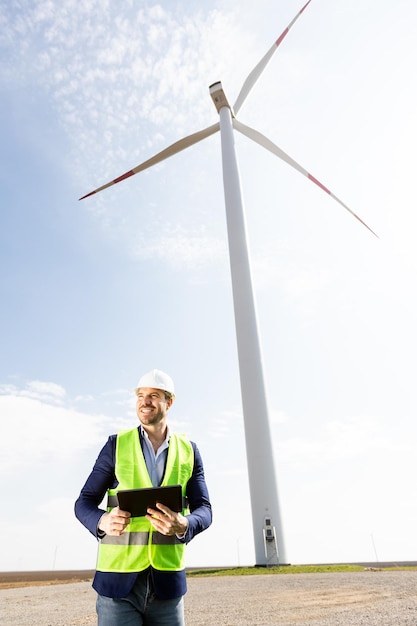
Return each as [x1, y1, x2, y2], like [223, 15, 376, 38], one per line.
[140, 425, 169, 487]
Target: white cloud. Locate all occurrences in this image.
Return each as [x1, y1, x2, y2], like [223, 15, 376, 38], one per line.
[208, 418, 231, 439]
[0, 388, 116, 472]
[0, 1, 249, 162]
[0, 380, 136, 569]
[132, 226, 227, 270]
[0, 496, 99, 571]
[269, 408, 288, 425]
[0, 0, 263, 270]
[206, 407, 243, 439]
[24, 380, 66, 402]
[275, 414, 413, 470]
[0, 380, 66, 403]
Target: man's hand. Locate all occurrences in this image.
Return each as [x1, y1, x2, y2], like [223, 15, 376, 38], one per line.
[146, 503, 189, 537]
[98, 507, 131, 536]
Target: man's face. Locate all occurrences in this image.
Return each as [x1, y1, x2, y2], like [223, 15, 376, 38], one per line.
[135, 387, 172, 427]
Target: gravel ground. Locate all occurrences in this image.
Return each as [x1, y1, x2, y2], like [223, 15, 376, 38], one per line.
[1, 571, 417, 625]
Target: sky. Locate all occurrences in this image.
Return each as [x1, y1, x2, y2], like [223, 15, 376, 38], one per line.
[1, 0, 417, 572]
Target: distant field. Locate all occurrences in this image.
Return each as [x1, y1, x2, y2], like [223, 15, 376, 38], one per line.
[0, 570, 95, 589]
[1, 563, 416, 589]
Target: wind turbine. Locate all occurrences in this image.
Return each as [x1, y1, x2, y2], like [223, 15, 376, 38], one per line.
[80, 0, 377, 566]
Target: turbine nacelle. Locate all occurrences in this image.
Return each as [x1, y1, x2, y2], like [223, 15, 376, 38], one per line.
[209, 81, 234, 117]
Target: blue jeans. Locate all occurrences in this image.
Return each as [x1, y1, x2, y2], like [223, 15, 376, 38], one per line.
[96, 570, 185, 626]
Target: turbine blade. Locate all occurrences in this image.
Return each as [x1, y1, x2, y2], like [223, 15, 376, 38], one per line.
[233, 0, 313, 115]
[233, 119, 378, 238]
[79, 122, 220, 200]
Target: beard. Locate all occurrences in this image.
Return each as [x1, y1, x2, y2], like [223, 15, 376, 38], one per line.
[137, 404, 166, 426]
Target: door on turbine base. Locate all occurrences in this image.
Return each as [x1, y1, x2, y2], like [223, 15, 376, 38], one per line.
[263, 516, 279, 566]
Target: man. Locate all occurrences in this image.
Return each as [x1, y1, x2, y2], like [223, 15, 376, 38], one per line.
[75, 369, 212, 625]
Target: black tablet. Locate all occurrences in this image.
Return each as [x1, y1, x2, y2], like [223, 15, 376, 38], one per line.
[117, 484, 182, 517]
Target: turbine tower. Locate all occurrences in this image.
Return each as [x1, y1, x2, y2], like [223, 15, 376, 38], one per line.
[80, 0, 376, 566]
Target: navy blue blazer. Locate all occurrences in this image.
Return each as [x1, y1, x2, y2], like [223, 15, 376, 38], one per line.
[74, 428, 212, 599]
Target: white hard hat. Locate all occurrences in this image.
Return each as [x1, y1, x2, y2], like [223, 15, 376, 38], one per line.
[135, 369, 175, 397]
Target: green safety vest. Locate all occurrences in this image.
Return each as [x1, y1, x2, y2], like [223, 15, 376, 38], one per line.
[97, 428, 194, 573]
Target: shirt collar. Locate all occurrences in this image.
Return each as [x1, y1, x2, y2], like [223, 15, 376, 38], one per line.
[139, 424, 170, 446]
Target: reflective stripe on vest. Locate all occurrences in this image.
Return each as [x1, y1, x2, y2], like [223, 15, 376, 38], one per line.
[101, 532, 181, 546]
[96, 428, 194, 574]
